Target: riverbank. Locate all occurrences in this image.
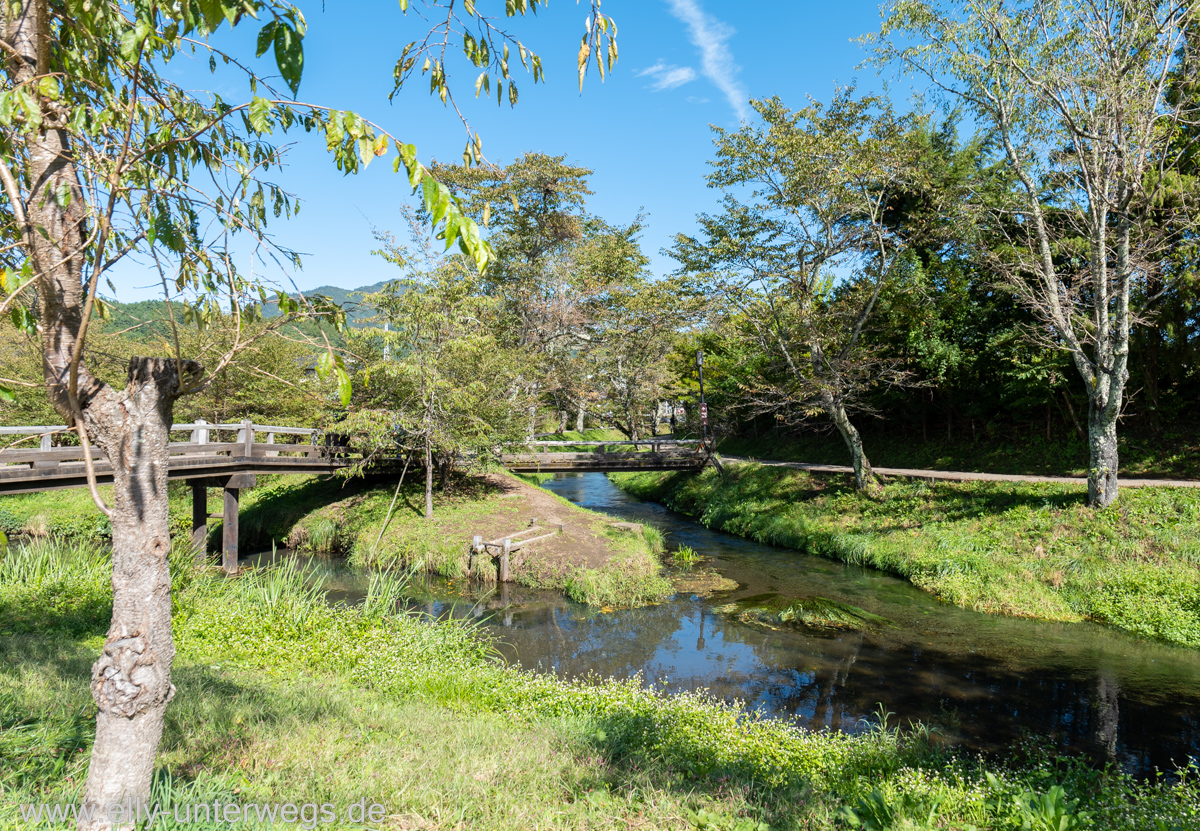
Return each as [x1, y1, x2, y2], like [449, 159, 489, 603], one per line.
[3, 541, 1197, 830]
[611, 463, 1200, 648]
[0, 470, 671, 608]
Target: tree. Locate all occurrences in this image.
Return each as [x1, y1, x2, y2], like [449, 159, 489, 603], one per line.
[873, 0, 1200, 507]
[671, 91, 922, 490]
[0, 1, 616, 823]
[342, 224, 529, 518]
[435, 153, 651, 435]
[590, 278, 699, 440]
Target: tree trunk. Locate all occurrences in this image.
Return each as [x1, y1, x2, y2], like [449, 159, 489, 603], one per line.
[824, 392, 877, 491]
[1144, 323, 1162, 436]
[6, 7, 203, 824]
[576, 405, 585, 432]
[557, 409, 568, 435]
[79, 359, 197, 829]
[527, 404, 537, 441]
[1087, 397, 1120, 508]
[424, 433, 433, 520]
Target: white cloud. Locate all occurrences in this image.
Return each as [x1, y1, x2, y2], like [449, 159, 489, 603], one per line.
[664, 0, 751, 122]
[636, 61, 699, 92]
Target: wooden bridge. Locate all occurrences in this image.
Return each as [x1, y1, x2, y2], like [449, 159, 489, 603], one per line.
[0, 420, 347, 574]
[500, 440, 710, 473]
[0, 424, 709, 575]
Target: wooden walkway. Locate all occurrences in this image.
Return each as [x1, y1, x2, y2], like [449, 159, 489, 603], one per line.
[0, 420, 350, 574]
[501, 440, 709, 473]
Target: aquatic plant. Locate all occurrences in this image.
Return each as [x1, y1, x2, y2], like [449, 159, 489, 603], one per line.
[672, 544, 702, 566]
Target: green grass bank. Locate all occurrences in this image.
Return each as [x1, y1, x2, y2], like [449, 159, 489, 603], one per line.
[2, 541, 1197, 830]
[719, 428, 1200, 480]
[610, 463, 1200, 648]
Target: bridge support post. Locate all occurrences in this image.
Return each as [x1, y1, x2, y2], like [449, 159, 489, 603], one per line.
[191, 482, 207, 564]
[219, 473, 255, 575]
[222, 486, 239, 575]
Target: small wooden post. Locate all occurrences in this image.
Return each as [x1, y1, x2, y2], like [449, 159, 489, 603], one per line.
[189, 417, 208, 444]
[265, 432, 278, 457]
[470, 534, 483, 577]
[222, 485, 239, 575]
[191, 481, 208, 563]
[34, 432, 57, 469]
[498, 538, 511, 583]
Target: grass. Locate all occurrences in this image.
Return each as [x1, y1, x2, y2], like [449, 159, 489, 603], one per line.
[2, 540, 1198, 830]
[720, 426, 1200, 480]
[611, 463, 1200, 648]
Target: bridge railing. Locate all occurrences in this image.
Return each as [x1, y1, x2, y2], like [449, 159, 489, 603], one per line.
[0, 419, 326, 470]
[514, 439, 700, 454]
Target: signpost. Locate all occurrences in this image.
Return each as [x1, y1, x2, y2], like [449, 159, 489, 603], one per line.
[696, 350, 709, 450]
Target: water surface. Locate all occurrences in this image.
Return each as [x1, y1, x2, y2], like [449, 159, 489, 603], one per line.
[293, 472, 1200, 775]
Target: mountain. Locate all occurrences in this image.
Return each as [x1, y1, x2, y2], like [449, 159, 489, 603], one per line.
[100, 280, 389, 335]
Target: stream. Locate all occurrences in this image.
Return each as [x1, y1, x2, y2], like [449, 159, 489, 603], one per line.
[314, 472, 1200, 775]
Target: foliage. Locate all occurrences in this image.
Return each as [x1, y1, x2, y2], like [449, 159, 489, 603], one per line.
[338, 223, 530, 515]
[670, 90, 929, 488]
[434, 153, 664, 434]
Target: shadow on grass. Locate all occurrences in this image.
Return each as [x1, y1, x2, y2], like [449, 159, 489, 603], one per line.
[0, 586, 111, 638]
[663, 464, 1087, 536]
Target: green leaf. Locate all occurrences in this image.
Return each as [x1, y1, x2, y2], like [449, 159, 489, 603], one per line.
[248, 96, 272, 133]
[0, 384, 15, 404]
[256, 20, 278, 57]
[274, 23, 304, 96]
[334, 358, 352, 406]
[37, 77, 60, 101]
[196, 0, 224, 31]
[10, 306, 37, 336]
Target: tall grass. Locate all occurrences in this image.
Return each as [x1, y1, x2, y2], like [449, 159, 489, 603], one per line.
[3, 540, 1199, 830]
[351, 523, 466, 577]
[0, 539, 108, 586]
[360, 568, 410, 619]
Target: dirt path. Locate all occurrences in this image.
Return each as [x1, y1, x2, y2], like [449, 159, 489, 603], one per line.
[438, 474, 649, 582]
[719, 455, 1200, 489]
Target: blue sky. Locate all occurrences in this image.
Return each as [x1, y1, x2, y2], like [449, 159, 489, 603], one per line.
[113, 1, 896, 299]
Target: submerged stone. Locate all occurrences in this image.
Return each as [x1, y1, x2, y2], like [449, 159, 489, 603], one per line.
[672, 572, 739, 596]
